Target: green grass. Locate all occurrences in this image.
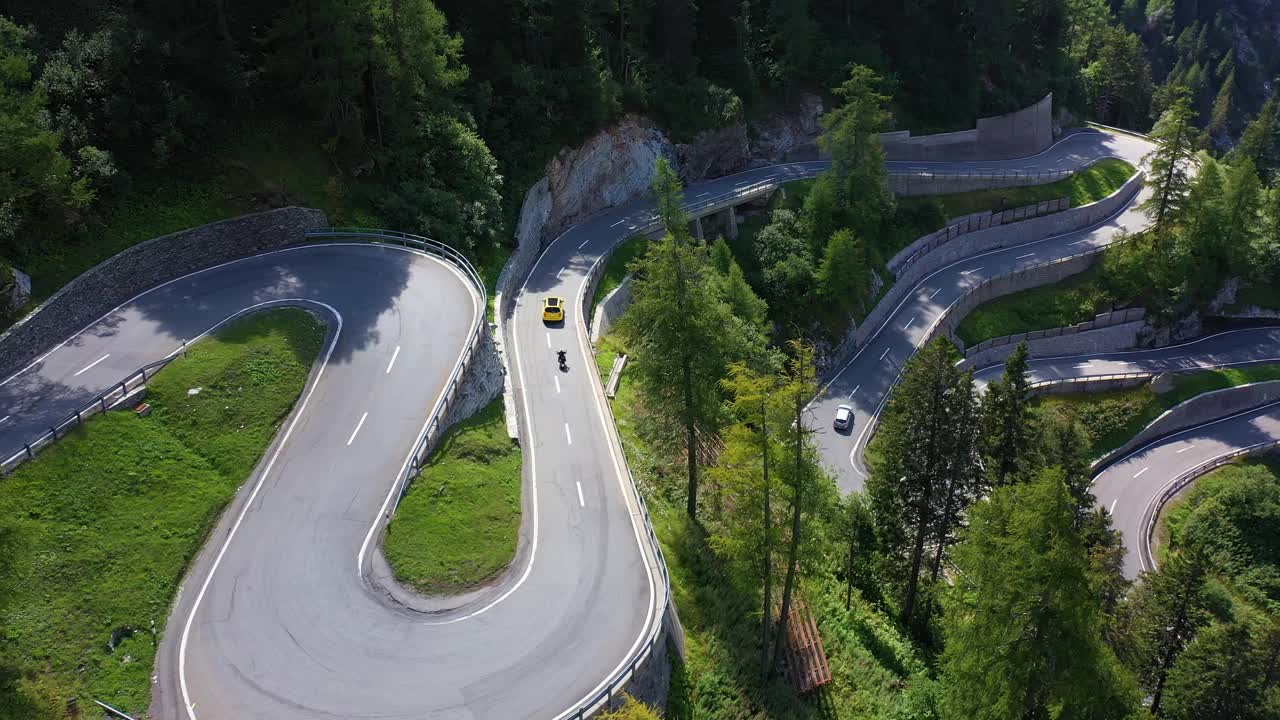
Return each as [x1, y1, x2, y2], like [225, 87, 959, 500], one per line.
[0, 308, 324, 719]
[12, 119, 384, 310]
[955, 264, 1114, 346]
[1035, 364, 1280, 460]
[599, 330, 933, 719]
[383, 398, 521, 595]
[898, 158, 1135, 220]
[590, 235, 648, 317]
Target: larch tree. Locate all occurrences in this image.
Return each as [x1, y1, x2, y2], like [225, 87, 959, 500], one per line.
[1162, 621, 1263, 720]
[1141, 89, 1202, 245]
[939, 470, 1138, 720]
[817, 228, 871, 318]
[979, 342, 1036, 487]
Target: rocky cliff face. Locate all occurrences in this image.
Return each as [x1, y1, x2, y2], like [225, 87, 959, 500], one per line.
[513, 96, 826, 253]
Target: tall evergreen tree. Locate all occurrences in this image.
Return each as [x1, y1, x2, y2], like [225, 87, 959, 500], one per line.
[816, 228, 871, 317]
[1163, 621, 1264, 720]
[1124, 547, 1213, 717]
[1141, 89, 1203, 245]
[1234, 95, 1278, 176]
[939, 470, 1138, 720]
[980, 342, 1036, 487]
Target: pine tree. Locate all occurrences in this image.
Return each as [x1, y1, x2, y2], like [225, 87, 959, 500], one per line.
[1141, 89, 1203, 245]
[1124, 547, 1212, 717]
[939, 470, 1138, 720]
[980, 342, 1036, 486]
[652, 155, 690, 241]
[867, 338, 972, 630]
[1208, 68, 1234, 136]
[1234, 95, 1278, 175]
[1163, 621, 1263, 720]
[816, 228, 870, 317]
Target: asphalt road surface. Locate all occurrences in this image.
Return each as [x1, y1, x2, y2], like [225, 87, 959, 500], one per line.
[1, 127, 1267, 718]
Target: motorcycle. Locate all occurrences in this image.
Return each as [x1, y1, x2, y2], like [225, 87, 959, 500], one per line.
[557, 349, 568, 372]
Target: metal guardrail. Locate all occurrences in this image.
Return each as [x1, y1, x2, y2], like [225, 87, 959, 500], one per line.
[891, 197, 1071, 274]
[303, 228, 489, 491]
[1, 352, 182, 475]
[1138, 438, 1280, 574]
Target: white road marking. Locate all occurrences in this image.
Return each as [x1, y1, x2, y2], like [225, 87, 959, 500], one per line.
[879, 348, 891, 362]
[1167, 355, 1188, 363]
[347, 412, 369, 446]
[385, 346, 401, 374]
[576, 481, 585, 507]
[1016, 253, 1035, 259]
[1176, 444, 1195, 454]
[73, 354, 110, 377]
[1068, 238, 1091, 245]
[565, 423, 573, 445]
[0, 415, 8, 424]
[545, 333, 551, 348]
[1133, 466, 1149, 478]
[1074, 362, 1094, 368]
[554, 376, 561, 394]
[1109, 499, 1117, 514]
[557, 267, 565, 278]
[610, 219, 627, 227]
[848, 384, 860, 399]
[961, 266, 982, 274]
[929, 288, 942, 299]
[904, 317, 916, 330]
[578, 238, 590, 249]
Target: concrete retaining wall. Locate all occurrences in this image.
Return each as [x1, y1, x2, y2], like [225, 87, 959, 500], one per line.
[961, 309, 1147, 369]
[880, 94, 1054, 162]
[1095, 380, 1280, 470]
[0, 207, 327, 380]
[888, 169, 1069, 197]
[823, 172, 1143, 377]
[591, 276, 634, 342]
[887, 197, 1071, 274]
[1028, 375, 1150, 397]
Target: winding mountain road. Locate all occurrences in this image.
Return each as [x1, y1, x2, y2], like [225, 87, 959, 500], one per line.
[0, 126, 1272, 718]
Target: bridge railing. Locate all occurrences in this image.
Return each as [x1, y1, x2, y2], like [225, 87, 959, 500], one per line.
[303, 228, 490, 494]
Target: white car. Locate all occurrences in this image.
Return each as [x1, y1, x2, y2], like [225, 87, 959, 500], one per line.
[833, 404, 854, 431]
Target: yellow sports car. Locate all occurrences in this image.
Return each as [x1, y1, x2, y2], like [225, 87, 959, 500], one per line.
[542, 296, 565, 323]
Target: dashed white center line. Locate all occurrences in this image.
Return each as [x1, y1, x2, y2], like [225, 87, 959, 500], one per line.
[1176, 444, 1195, 454]
[347, 412, 369, 446]
[557, 267, 565, 278]
[545, 333, 551, 349]
[610, 218, 627, 227]
[385, 346, 401, 374]
[576, 481, 585, 507]
[73, 354, 110, 377]
[961, 266, 982, 274]
[929, 288, 942, 299]
[848, 384, 861, 399]
[903, 317, 916, 330]
[1167, 355, 1188, 363]
[879, 348, 891, 362]
[1133, 466, 1149, 479]
[1068, 238, 1091, 245]
[1109, 499, 1117, 514]
[1016, 253, 1035, 259]
[554, 376, 561, 394]
[0, 415, 9, 424]
[578, 238, 590, 249]
[564, 423, 573, 445]
[1074, 362, 1094, 369]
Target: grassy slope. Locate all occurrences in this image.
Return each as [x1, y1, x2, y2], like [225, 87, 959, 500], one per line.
[383, 398, 521, 594]
[1035, 364, 1280, 460]
[600, 332, 929, 720]
[954, 264, 1112, 346]
[0, 308, 324, 719]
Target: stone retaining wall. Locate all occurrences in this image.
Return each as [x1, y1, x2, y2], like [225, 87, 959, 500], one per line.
[0, 206, 327, 379]
[1094, 380, 1280, 470]
[887, 197, 1071, 274]
[961, 308, 1147, 369]
[591, 276, 634, 342]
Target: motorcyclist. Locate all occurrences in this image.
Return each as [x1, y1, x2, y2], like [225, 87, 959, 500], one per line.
[557, 349, 567, 368]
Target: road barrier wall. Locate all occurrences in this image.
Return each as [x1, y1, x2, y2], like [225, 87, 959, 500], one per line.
[887, 197, 1071, 274]
[1028, 374, 1151, 397]
[880, 94, 1053, 162]
[591, 276, 634, 342]
[1095, 381, 1280, 472]
[961, 308, 1147, 369]
[0, 207, 327, 380]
